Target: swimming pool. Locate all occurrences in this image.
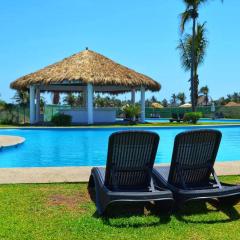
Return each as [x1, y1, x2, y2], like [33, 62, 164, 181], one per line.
[0, 126, 239, 168]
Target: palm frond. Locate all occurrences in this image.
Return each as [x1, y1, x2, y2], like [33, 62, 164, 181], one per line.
[177, 23, 208, 71]
[177, 37, 192, 71]
[180, 0, 223, 33]
[180, 10, 192, 33]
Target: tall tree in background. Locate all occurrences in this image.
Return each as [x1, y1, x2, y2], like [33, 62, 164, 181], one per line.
[161, 98, 168, 107]
[75, 93, 84, 106]
[170, 93, 178, 106]
[63, 93, 76, 106]
[177, 92, 186, 105]
[13, 90, 29, 106]
[199, 85, 209, 105]
[180, 0, 223, 111]
[150, 96, 158, 103]
[178, 23, 208, 108]
[52, 92, 60, 105]
[13, 90, 29, 123]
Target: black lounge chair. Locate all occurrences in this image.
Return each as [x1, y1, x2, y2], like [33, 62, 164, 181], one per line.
[169, 113, 179, 123]
[178, 113, 184, 122]
[219, 112, 224, 118]
[88, 131, 174, 215]
[153, 129, 240, 207]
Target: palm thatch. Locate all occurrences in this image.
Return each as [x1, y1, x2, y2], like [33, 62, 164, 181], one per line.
[225, 101, 240, 107]
[151, 102, 164, 109]
[10, 49, 161, 92]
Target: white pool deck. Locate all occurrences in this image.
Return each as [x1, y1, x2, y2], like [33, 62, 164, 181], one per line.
[0, 161, 239, 184]
[0, 135, 25, 148]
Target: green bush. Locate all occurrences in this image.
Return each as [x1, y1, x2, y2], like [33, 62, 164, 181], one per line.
[51, 113, 72, 126]
[0, 118, 15, 125]
[121, 104, 141, 122]
[218, 106, 240, 119]
[183, 112, 202, 124]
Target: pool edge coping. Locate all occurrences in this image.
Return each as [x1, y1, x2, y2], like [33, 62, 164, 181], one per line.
[0, 160, 239, 184]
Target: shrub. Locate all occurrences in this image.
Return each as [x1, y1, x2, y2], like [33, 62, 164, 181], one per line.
[0, 118, 15, 125]
[121, 104, 141, 122]
[183, 112, 202, 124]
[51, 113, 72, 126]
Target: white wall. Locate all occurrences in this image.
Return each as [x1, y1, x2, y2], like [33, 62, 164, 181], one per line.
[60, 108, 116, 123]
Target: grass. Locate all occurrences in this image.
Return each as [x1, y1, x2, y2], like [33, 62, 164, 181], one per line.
[0, 176, 239, 240]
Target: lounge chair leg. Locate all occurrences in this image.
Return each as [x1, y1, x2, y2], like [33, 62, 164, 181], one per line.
[173, 196, 186, 211]
[89, 174, 109, 216]
[218, 196, 240, 206]
[155, 200, 174, 214]
[95, 191, 108, 216]
[88, 175, 95, 189]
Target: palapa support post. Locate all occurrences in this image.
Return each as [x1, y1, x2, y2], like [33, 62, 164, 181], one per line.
[35, 87, 41, 123]
[131, 89, 135, 104]
[87, 83, 93, 124]
[140, 86, 145, 123]
[29, 85, 36, 124]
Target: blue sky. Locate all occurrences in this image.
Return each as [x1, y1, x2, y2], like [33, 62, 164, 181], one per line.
[1, 0, 240, 103]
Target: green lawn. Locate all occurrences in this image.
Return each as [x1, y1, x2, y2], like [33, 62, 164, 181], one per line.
[0, 176, 239, 240]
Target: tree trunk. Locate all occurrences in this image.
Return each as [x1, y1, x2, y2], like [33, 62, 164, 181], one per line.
[191, 16, 196, 112]
[205, 94, 208, 106]
[193, 70, 199, 107]
[23, 106, 26, 124]
[52, 92, 60, 105]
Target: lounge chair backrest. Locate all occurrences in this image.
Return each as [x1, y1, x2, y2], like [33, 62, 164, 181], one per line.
[105, 131, 159, 190]
[168, 130, 222, 188]
[172, 113, 178, 119]
[178, 113, 184, 120]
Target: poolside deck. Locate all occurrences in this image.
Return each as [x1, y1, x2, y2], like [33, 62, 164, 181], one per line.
[0, 161, 239, 184]
[0, 135, 25, 148]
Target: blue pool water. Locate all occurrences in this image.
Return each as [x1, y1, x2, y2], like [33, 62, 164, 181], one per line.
[0, 126, 239, 168]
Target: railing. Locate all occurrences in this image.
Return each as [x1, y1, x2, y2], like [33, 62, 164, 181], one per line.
[124, 106, 240, 119]
[0, 106, 30, 124]
[0, 105, 239, 124]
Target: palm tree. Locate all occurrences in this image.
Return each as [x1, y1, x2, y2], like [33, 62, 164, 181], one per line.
[52, 92, 60, 105]
[199, 85, 209, 105]
[150, 96, 158, 103]
[0, 100, 6, 111]
[226, 92, 240, 103]
[180, 0, 223, 111]
[94, 94, 105, 107]
[4, 103, 15, 123]
[13, 90, 29, 105]
[75, 93, 84, 106]
[13, 90, 29, 124]
[171, 93, 178, 106]
[232, 92, 240, 102]
[177, 92, 186, 105]
[177, 23, 208, 109]
[63, 93, 76, 107]
[161, 98, 168, 107]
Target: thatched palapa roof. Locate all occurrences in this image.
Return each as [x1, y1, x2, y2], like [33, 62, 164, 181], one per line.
[10, 49, 161, 93]
[151, 102, 164, 109]
[225, 101, 240, 107]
